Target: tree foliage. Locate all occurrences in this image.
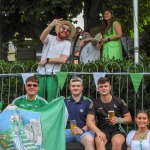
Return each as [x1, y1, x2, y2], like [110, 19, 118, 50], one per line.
[1, 0, 150, 44]
[83, 0, 150, 37]
[1, 0, 83, 43]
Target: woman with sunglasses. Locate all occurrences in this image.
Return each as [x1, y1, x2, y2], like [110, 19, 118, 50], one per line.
[126, 110, 150, 150]
[11, 76, 48, 110]
[100, 9, 123, 61]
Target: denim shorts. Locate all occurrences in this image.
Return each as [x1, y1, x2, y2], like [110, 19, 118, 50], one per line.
[65, 129, 95, 142]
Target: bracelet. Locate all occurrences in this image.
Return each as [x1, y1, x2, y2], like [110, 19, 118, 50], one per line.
[81, 128, 85, 133]
[46, 58, 49, 63]
[108, 38, 110, 42]
[118, 117, 123, 124]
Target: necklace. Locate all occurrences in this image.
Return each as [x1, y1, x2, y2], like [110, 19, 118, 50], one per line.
[137, 129, 149, 150]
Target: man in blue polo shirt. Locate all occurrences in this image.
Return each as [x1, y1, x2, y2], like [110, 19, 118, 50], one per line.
[65, 77, 95, 150]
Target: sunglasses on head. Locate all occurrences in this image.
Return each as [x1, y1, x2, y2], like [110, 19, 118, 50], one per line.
[26, 84, 38, 88]
[61, 25, 71, 33]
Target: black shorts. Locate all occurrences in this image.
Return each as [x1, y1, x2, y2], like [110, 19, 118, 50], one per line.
[100, 125, 126, 143]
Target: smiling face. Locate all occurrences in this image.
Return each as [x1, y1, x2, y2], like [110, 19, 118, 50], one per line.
[69, 80, 83, 97]
[25, 81, 39, 97]
[103, 10, 113, 21]
[57, 24, 71, 40]
[98, 82, 111, 96]
[136, 112, 149, 129]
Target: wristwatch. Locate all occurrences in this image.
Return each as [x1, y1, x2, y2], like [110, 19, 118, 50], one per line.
[46, 58, 49, 63]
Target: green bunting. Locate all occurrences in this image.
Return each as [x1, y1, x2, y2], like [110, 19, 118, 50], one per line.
[56, 72, 68, 90]
[0, 101, 3, 111]
[130, 73, 143, 93]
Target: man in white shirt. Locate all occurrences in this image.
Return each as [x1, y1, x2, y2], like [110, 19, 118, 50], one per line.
[37, 18, 76, 102]
[79, 32, 101, 64]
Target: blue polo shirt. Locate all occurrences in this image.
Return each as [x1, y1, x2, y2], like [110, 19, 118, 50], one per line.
[65, 95, 91, 129]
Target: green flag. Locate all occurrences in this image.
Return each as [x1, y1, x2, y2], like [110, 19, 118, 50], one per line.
[0, 96, 65, 150]
[39, 96, 65, 150]
[130, 73, 143, 93]
[0, 101, 3, 110]
[56, 72, 68, 90]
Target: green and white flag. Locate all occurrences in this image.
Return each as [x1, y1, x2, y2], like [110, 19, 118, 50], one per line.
[0, 96, 65, 150]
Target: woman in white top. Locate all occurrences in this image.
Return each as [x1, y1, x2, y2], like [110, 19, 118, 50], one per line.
[126, 109, 150, 150]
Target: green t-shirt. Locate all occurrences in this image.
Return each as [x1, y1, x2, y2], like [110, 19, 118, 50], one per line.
[12, 95, 48, 110]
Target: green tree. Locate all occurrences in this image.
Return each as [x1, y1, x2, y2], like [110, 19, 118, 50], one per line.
[83, 0, 150, 37]
[1, 0, 83, 43]
[1, 0, 150, 42]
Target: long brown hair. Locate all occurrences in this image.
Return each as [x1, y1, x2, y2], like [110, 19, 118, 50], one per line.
[101, 9, 115, 36]
[136, 109, 149, 118]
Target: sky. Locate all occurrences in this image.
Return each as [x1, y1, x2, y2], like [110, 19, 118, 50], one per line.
[72, 12, 84, 30]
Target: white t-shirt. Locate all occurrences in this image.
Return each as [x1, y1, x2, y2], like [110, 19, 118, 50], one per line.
[126, 130, 150, 150]
[37, 34, 71, 75]
[80, 42, 100, 64]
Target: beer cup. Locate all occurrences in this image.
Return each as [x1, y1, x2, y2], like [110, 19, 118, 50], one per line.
[108, 110, 115, 126]
[70, 120, 76, 136]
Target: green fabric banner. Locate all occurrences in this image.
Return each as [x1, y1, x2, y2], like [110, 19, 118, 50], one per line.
[130, 73, 143, 93]
[56, 72, 68, 90]
[38, 96, 65, 150]
[0, 96, 65, 150]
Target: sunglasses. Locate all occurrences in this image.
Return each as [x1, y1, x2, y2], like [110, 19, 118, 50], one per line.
[82, 34, 90, 38]
[26, 84, 38, 88]
[61, 26, 71, 33]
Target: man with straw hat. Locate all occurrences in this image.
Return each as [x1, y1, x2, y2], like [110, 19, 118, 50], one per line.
[37, 18, 76, 102]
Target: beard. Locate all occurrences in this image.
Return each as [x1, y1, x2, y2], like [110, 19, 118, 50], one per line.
[57, 31, 69, 40]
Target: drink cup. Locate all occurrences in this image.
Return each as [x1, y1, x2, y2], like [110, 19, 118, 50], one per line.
[108, 110, 115, 126]
[70, 120, 76, 136]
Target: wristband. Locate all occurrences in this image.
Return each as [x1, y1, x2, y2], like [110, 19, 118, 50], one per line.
[108, 38, 110, 42]
[81, 128, 85, 133]
[46, 58, 49, 63]
[118, 117, 123, 124]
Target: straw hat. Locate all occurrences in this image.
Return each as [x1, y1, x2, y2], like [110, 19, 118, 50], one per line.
[55, 20, 76, 39]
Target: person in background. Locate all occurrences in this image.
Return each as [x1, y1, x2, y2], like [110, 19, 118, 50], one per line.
[79, 31, 101, 64]
[69, 26, 83, 64]
[71, 26, 83, 56]
[100, 9, 123, 60]
[126, 109, 150, 150]
[65, 77, 95, 150]
[87, 77, 132, 150]
[37, 18, 76, 102]
[12, 76, 48, 110]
